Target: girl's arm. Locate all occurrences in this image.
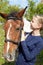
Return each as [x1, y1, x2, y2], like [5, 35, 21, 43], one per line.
[21, 41, 43, 61]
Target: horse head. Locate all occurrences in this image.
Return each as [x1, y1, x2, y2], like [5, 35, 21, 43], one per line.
[0, 6, 27, 62]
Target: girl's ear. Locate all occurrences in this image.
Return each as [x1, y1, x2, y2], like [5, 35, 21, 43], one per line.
[0, 12, 8, 19]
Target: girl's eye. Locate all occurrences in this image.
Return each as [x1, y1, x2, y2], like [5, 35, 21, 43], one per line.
[32, 20, 34, 23]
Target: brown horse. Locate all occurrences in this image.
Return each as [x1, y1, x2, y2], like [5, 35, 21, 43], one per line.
[0, 7, 27, 62]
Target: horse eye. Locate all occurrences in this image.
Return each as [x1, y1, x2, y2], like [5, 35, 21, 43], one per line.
[16, 28, 20, 30]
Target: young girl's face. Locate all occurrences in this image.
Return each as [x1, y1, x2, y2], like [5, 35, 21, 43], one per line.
[30, 16, 42, 30]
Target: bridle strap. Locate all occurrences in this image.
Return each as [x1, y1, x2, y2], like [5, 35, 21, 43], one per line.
[7, 17, 22, 21]
[5, 39, 19, 45]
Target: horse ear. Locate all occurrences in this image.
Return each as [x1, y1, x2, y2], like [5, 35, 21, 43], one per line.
[0, 12, 8, 19]
[16, 6, 28, 18]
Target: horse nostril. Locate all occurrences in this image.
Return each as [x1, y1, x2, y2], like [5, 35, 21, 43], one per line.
[2, 53, 15, 62]
[9, 54, 13, 60]
[3, 53, 13, 59]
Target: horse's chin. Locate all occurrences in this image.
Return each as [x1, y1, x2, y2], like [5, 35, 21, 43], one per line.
[3, 54, 15, 62]
[3, 54, 16, 62]
[6, 55, 15, 62]
[6, 57, 15, 62]
[3, 50, 18, 62]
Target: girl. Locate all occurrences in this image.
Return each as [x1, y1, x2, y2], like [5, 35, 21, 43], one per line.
[16, 15, 43, 65]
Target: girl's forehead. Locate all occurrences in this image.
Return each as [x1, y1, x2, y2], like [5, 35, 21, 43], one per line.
[33, 16, 38, 21]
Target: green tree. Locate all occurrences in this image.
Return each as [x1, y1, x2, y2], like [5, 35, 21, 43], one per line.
[0, 0, 9, 22]
[0, 0, 9, 13]
[25, 0, 43, 21]
[8, 5, 20, 13]
[36, 3, 43, 15]
[25, 0, 36, 20]
[0, 0, 20, 23]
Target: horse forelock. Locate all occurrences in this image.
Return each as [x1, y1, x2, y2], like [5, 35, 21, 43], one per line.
[8, 12, 18, 17]
[6, 11, 23, 21]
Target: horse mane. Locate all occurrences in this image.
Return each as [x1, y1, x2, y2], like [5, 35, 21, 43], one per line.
[7, 11, 23, 21]
[7, 11, 18, 17]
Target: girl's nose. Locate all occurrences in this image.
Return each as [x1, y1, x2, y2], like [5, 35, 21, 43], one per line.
[30, 21, 32, 24]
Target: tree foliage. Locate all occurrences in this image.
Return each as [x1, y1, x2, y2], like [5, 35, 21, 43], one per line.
[25, 0, 43, 21]
[0, 0, 9, 12]
[36, 3, 43, 15]
[25, 0, 36, 20]
[0, 0, 9, 22]
[0, 0, 20, 22]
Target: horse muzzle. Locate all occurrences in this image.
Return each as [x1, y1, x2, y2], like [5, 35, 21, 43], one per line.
[3, 50, 18, 62]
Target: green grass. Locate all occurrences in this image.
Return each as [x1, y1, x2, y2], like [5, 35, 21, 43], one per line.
[0, 24, 5, 65]
[35, 50, 43, 65]
[0, 24, 43, 65]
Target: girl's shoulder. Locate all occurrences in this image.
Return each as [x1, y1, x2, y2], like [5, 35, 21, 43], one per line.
[26, 34, 43, 46]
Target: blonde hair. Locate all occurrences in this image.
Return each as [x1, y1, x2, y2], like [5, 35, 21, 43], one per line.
[33, 15, 43, 36]
[33, 15, 43, 29]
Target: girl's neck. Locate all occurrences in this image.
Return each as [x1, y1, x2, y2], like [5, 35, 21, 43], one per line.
[32, 29, 41, 36]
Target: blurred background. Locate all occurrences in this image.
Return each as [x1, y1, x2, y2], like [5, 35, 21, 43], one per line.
[0, 0, 43, 65]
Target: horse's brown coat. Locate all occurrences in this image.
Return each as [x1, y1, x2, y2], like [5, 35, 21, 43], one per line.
[0, 6, 27, 62]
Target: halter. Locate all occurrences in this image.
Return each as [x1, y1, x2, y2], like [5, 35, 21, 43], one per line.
[7, 16, 22, 21]
[5, 39, 19, 45]
[5, 16, 23, 45]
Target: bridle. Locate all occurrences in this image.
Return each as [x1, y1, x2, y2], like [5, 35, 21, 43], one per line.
[5, 16, 23, 45]
[7, 16, 22, 21]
